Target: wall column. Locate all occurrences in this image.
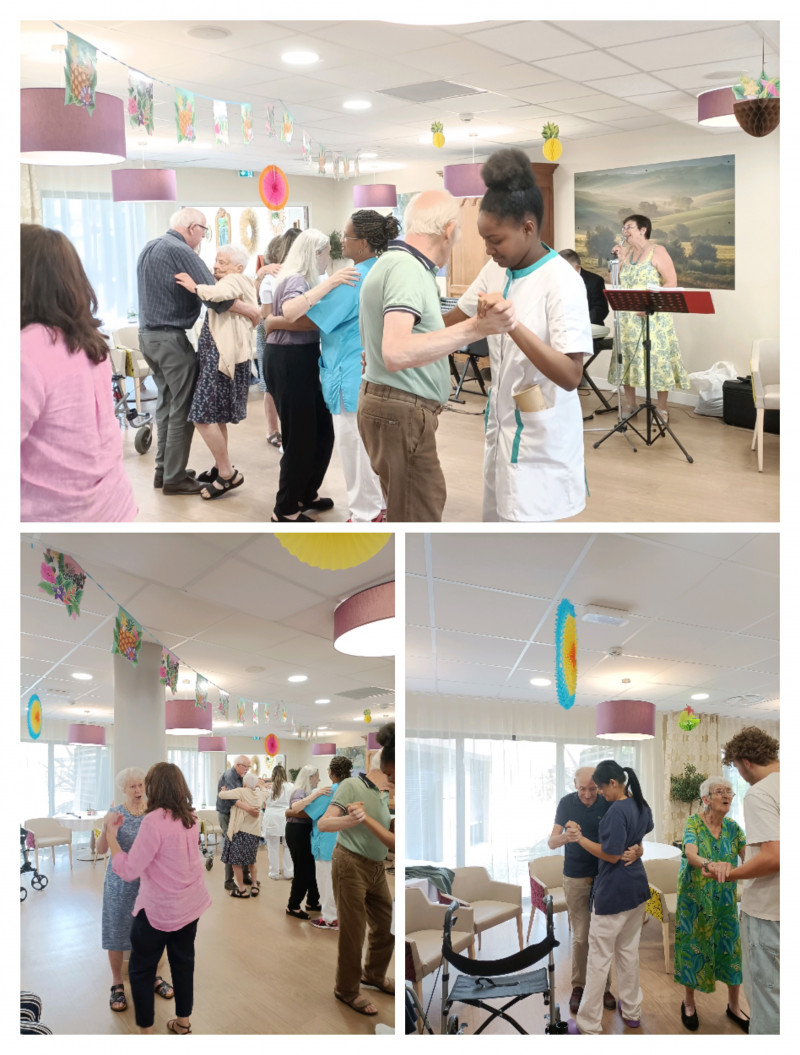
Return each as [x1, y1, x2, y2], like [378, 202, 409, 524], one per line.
[113, 641, 165, 788]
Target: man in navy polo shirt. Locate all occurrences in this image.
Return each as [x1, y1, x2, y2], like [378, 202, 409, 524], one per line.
[549, 767, 641, 1014]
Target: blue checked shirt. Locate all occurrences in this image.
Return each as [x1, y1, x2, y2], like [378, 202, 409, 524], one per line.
[137, 228, 233, 329]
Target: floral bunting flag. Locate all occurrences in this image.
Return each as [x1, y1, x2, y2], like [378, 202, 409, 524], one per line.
[265, 104, 276, 138]
[237, 699, 246, 724]
[343, 156, 350, 179]
[213, 100, 229, 146]
[252, 702, 259, 726]
[64, 33, 97, 113]
[302, 130, 311, 162]
[175, 89, 196, 143]
[318, 147, 326, 175]
[195, 677, 208, 710]
[353, 155, 360, 179]
[217, 690, 230, 720]
[280, 110, 294, 143]
[264, 705, 270, 722]
[159, 649, 179, 692]
[112, 608, 143, 665]
[281, 707, 288, 724]
[127, 72, 154, 134]
[241, 103, 254, 144]
[38, 549, 86, 619]
[333, 153, 342, 181]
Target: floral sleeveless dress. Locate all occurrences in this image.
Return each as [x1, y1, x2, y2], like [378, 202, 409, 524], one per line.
[607, 249, 690, 392]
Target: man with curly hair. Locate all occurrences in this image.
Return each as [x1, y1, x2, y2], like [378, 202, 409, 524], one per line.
[705, 727, 780, 1034]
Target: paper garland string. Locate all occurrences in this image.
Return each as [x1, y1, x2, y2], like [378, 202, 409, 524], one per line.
[237, 699, 245, 724]
[159, 649, 179, 692]
[280, 110, 293, 143]
[38, 549, 86, 618]
[265, 104, 275, 137]
[252, 701, 259, 726]
[555, 598, 578, 710]
[64, 32, 97, 112]
[112, 607, 143, 665]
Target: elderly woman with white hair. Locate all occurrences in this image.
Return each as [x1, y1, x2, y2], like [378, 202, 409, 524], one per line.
[174, 244, 258, 500]
[263, 229, 335, 521]
[674, 775, 749, 1032]
[96, 767, 173, 1014]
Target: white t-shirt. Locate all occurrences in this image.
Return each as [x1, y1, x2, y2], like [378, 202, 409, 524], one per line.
[259, 273, 276, 307]
[741, 770, 779, 921]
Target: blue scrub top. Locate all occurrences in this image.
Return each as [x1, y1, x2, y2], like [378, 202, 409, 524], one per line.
[307, 256, 377, 414]
[304, 782, 338, 861]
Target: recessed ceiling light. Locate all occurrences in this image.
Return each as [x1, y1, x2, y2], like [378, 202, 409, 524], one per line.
[187, 25, 231, 40]
[315, 698, 331, 705]
[343, 99, 371, 111]
[282, 49, 320, 65]
[72, 672, 93, 681]
[288, 674, 308, 683]
[581, 604, 629, 627]
[318, 726, 329, 731]
[529, 677, 551, 687]
[690, 693, 710, 701]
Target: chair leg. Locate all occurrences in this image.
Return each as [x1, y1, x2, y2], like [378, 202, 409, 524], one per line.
[68, 843, 73, 870]
[526, 907, 534, 944]
[51, 846, 56, 867]
[517, 913, 524, 950]
[751, 420, 758, 451]
[756, 408, 765, 471]
[662, 920, 670, 973]
[468, 941, 476, 959]
[414, 980, 423, 1033]
[34, 846, 39, 872]
[477, 931, 482, 952]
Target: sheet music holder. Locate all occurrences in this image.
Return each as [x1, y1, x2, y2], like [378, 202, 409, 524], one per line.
[593, 288, 716, 461]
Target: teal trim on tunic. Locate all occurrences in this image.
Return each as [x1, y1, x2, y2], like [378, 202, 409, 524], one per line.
[503, 244, 558, 296]
[510, 408, 523, 464]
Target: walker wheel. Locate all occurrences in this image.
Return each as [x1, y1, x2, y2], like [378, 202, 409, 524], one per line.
[446, 1015, 460, 1034]
[31, 874, 48, 891]
[205, 856, 214, 871]
[134, 424, 153, 454]
[21, 886, 27, 902]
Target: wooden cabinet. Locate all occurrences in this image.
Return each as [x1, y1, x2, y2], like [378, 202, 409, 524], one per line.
[447, 162, 557, 297]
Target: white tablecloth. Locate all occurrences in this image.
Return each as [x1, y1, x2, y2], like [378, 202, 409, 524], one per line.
[53, 813, 101, 832]
[642, 840, 681, 860]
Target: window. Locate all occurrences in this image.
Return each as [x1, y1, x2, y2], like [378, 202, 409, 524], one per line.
[20, 742, 111, 818]
[406, 738, 457, 865]
[167, 749, 213, 809]
[722, 761, 749, 832]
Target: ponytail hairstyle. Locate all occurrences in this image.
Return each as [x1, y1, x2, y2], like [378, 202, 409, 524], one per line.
[479, 148, 543, 229]
[592, 759, 649, 812]
[349, 210, 401, 254]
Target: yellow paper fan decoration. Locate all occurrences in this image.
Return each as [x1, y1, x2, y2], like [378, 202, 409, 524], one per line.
[275, 534, 391, 570]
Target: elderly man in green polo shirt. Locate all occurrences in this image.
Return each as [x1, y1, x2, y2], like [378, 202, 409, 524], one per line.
[357, 189, 516, 522]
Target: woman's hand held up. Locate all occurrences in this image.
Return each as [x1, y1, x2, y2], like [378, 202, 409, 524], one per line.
[331, 267, 360, 288]
[174, 272, 197, 293]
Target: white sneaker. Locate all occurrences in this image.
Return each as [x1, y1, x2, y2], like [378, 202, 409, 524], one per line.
[311, 918, 338, 930]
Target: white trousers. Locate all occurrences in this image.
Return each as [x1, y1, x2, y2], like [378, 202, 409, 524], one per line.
[332, 405, 384, 521]
[264, 834, 293, 879]
[575, 905, 644, 1035]
[316, 858, 337, 922]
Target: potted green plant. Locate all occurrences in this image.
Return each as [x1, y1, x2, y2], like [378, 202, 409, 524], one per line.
[329, 229, 343, 261]
[670, 762, 707, 817]
[289, 767, 300, 782]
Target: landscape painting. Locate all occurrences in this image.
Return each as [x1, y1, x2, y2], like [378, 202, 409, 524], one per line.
[574, 155, 735, 290]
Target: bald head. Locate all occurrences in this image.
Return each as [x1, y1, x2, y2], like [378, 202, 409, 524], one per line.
[171, 207, 208, 250]
[574, 767, 598, 806]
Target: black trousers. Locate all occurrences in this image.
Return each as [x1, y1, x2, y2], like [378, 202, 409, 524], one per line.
[129, 909, 198, 1028]
[284, 823, 319, 910]
[264, 341, 334, 517]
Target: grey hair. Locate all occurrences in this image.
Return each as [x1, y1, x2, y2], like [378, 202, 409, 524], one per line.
[171, 207, 206, 231]
[216, 244, 248, 269]
[234, 754, 250, 766]
[294, 764, 319, 794]
[699, 775, 733, 805]
[115, 767, 146, 794]
[404, 191, 460, 236]
[278, 228, 329, 289]
[243, 772, 259, 790]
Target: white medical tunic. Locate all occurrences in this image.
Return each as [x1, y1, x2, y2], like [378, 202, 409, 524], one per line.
[458, 249, 592, 522]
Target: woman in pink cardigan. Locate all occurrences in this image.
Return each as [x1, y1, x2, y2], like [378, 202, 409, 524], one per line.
[103, 762, 211, 1035]
[20, 224, 137, 522]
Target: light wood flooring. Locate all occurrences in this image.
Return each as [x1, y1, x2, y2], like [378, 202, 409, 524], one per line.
[20, 843, 395, 1035]
[411, 908, 750, 1036]
[122, 378, 778, 524]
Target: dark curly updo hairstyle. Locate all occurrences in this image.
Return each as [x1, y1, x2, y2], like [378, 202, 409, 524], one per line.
[328, 755, 354, 782]
[480, 148, 543, 228]
[376, 721, 395, 767]
[592, 760, 649, 812]
[350, 210, 401, 254]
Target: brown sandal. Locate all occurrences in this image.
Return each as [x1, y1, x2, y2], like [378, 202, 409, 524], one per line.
[334, 991, 378, 1015]
[361, 975, 395, 995]
[109, 984, 127, 1012]
[167, 1019, 191, 1034]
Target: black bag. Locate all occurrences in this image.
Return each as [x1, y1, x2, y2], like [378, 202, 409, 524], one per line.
[721, 376, 779, 434]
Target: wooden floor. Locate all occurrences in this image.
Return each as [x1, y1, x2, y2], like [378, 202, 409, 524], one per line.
[122, 378, 779, 524]
[411, 908, 750, 1036]
[21, 843, 395, 1035]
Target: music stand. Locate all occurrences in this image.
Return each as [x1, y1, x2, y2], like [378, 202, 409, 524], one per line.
[593, 288, 715, 463]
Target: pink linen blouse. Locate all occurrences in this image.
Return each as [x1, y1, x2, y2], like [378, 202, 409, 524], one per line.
[112, 809, 211, 932]
[20, 323, 137, 522]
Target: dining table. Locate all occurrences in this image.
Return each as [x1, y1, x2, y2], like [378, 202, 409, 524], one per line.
[53, 812, 105, 862]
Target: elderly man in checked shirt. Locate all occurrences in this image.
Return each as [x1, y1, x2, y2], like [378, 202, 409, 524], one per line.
[137, 207, 260, 495]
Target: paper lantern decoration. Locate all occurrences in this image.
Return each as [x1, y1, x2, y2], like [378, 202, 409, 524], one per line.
[431, 121, 445, 148]
[258, 165, 289, 210]
[265, 734, 280, 756]
[542, 122, 562, 161]
[275, 533, 390, 570]
[678, 705, 701, 732]
[363, 709, 372, 724]
[555, 598, 577, 710]
[27, 694, 42, 740]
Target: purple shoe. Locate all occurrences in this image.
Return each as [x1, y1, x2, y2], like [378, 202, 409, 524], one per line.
[618, 1001, 640, 1028]
[567, 1019, 582, 1034]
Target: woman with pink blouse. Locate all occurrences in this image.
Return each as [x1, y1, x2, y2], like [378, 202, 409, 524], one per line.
[103, 762, 211, 1035]
[20, 224, 136, 522]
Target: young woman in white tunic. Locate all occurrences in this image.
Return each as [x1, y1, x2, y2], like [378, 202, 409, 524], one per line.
[261, 765, 294, 880]
[447, 149, 593, 522]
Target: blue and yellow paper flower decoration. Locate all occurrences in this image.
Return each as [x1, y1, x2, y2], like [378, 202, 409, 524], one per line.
[27, 694, 42, 739]
[555, 599, 577, 710]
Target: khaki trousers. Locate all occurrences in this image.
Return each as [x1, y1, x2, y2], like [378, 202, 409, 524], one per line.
[576, 904, 644, 1035]
[357, 382, 446, 522]
[563, 875, 611, 991]
[332, 844, 393, 1001]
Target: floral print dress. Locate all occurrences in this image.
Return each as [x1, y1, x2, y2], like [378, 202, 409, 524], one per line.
[607, 249, 691, 392]
[673, 813, 746, 992]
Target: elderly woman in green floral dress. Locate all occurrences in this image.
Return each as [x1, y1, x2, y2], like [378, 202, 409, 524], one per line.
[674, 776, 749, 1032]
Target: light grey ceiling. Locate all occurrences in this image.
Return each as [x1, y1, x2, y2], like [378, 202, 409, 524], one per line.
[21, 532, 395, 738]
[20, 19, 780, 174]
[406, 532, 778, 719]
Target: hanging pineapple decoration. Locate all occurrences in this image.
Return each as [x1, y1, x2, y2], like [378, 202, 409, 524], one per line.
[678, 705, 701, 732]
[363, 709, 372, 724]
[64, 33, 97, 113]
[431, 121, 445, 148]
[542, 122, 563, 161]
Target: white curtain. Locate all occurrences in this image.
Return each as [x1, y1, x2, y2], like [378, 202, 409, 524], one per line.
[20, 164, 41, 224]
[167, 749, 212, 809]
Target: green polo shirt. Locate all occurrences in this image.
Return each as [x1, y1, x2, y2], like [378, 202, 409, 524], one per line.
[331, 775, 391, 862]
[358, 243, 450, 403]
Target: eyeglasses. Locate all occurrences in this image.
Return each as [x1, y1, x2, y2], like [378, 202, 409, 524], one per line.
[621, 224, 638, 232]
[710, 789, 734, 797]
[191, 223, 209, 233]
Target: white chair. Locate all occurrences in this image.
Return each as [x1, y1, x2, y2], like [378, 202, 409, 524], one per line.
[643, 857, 680, 973]
[110, 326, 152, 417]
[451, 866, 523, 952]
[527, 856, 570, 942]
[24, 817, 73, 870]
[406, 886, 475, 1024]
[750, 338, 779, 471]
[196, 809, 223, 850]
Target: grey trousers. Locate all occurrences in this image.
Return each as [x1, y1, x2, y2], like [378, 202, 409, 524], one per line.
[138, 329, 198, 484]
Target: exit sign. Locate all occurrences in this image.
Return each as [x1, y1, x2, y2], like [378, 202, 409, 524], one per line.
[238, 170, 255, 177]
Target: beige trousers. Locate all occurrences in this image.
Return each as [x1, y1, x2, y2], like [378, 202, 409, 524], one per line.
[563, 875, 612, 991]
[575, 904, 644, 1035]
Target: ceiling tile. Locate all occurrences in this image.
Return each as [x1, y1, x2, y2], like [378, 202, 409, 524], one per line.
[466, 22, 595, 62]
[434, 582, 551, 639]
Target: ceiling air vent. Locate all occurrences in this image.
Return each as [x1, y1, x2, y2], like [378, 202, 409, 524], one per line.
[336, 686, 394, 701]
[377, 81, 486, 104]
[724, 693, 764, 707]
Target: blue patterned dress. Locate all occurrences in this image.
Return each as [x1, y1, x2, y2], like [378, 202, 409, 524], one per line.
[101, 805, 145, 950]
[673, 813, 746, 992]
[188, 317, 252, 425]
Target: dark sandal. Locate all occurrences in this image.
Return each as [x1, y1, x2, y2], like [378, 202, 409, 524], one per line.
[301, 496, 334, 512]
[267, 432, 282, 448]
[250, 881, 260, 897]
[305, 903, 322, 912]
[334, 991, 378, 1016]
[167, 1019, 192, 1034]
[361, 976, 395, 995]
[154, 976, 174, 1000]
[200, 469, 244, 500]
[231, 886, 250, 898]
[286, 907, 310, 919]
[271, 513, 314, 522]
[109, 984, 127, 1012]
[196, 466, 218, 484]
